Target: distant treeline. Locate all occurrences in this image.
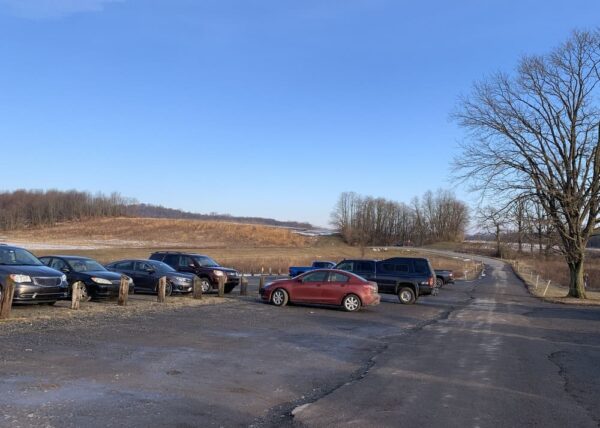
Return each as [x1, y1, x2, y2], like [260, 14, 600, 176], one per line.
[125, 204, 312, 229]
[0, 190, 127, 230]
[0, 189, 312, 231]
[331, 190, 469, 246]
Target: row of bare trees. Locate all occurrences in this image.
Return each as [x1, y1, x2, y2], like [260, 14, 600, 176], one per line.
[477, 197, 558, 257]
[331, 190, 469, 247]
[0, 190, 128, 230]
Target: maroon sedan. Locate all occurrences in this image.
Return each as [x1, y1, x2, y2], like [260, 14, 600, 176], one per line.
[259, 269, 380, 312]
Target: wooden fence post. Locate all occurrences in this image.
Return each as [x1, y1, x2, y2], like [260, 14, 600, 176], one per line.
[240, 276, 248, 296]
[535, 275, 539, 289]
[218, 275, 225, 297]
[192, 276, 203, 299]
[543, 280, 552, 297]
[71, 282, 80, 310]
[157, 276, 166, 303]
[258, 274, 265, 294]
[118, 275, 129, 306]
[0, 277, 15, 320]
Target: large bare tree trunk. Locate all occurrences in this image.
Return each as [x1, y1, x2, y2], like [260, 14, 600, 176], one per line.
[567, 258, 586, 299]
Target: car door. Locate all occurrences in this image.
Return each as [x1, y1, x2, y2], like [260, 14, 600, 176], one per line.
[291, 271, 329, 303]
[113, 261, 138, 288]
[321, 271, 350, 304]
[374, 262, 397, 293]
[134, 261, 156, 292]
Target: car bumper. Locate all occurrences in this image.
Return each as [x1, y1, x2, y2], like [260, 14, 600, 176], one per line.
[172, 283, 193, 293]
[259, 287, 271, 301]
[362, 293, 381, 306]
[88, 284, 134, 299]
[13, 285, 69, 303]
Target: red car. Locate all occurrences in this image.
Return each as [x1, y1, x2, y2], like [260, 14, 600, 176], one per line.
[259, 269, 380, 312]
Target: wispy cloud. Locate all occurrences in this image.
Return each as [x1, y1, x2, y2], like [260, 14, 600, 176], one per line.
[0, 0, 123, 19]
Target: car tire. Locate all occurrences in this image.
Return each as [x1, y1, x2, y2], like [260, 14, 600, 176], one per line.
[166, 282, 173, 296]
[342, 294, 361, 312]
[398, 287, 416, 305]
[436, 277, 444, 288]
[200, 278, 211, 293]
[77, 282, 93, 302]
[271, 288, 289, 307]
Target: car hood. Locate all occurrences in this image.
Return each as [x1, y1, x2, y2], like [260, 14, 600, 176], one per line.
[0, 265, 63, 277]
[167, 272, 195, 280]
[214, 267, 238, 275]
[83, 270, 124, 281]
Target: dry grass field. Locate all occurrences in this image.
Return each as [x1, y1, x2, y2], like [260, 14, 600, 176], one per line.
[1, 218, 479, 276]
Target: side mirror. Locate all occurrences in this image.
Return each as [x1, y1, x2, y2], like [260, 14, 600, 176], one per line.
[61, 267, 70, 273]
[146, 267, 155, 274]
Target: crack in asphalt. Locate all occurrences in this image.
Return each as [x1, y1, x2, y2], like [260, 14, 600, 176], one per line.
[252, 293, 477, 428]
[548, 351, 600, 426]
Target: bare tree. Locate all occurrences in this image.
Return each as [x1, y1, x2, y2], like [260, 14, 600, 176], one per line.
[478, 206, 509, 257]
[454, 30, 600, 299]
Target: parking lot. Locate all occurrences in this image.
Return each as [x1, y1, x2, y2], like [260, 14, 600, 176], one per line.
[1, 256, 599, 427]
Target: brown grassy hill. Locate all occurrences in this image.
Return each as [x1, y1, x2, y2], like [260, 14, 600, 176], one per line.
[2, 217, 312, 249]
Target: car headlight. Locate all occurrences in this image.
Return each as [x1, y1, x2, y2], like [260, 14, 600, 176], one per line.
[9, 274, 32, 283]
[176, 276, 191, 283]
[91, 277, 112, 285]
[213, 270, 224, 277]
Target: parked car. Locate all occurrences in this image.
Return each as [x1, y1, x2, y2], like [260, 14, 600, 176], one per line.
[105, 259, 195, 295]
[288, 261, 336, 277]
[435, 269, 455, 287]
[335, 257, 436, 304]
[149, 251, 240, 294]
[39, 255, 133, 301]
[259, 269, 380, 312]
[0, 245, 69, 305]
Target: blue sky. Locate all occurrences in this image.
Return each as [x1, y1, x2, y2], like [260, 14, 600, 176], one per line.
[1, 0, 599, 226]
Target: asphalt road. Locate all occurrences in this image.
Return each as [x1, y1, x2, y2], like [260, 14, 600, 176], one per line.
[1, 256, 599, 427]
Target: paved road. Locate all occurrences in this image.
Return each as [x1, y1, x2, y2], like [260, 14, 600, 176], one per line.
[0, 257, 598, 427]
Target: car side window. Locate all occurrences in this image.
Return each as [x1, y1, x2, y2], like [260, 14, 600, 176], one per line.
[357, 261, 374, 272]
[336, 262, 353, 271]
[40, 257, 52, 267]
[394, 263, 410, 273]
[302, 271, 329, 283]
[135, 261, 153, 272]
[115, 261, 133, 270]
[413, 260, 429, 274]
[163, 254, 179, 266]
[51, 258, 67, 271]
[179, 256, 194, 268]
[328, 272, 349, 283]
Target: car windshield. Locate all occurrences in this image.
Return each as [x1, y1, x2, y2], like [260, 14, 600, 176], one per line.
[0, 247, 43, 266]
[192, 255, 220, 267]
[149, 260, 176, 272]
[68, 259, 106, 272]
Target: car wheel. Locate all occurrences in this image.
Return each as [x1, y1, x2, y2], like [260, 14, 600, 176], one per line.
[271, 288, 289, 307]
[436, 277, 444, 288]
[398, 287, 416, 305]
[166, 282, 173, 296]
[342, 294, 361, 312]
[200, 278, 211, 293]
[77, 282, 92, 302]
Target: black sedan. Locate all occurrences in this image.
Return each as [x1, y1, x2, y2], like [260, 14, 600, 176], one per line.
[105, 259, 195, 295]
[39, 255, 133, 301]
